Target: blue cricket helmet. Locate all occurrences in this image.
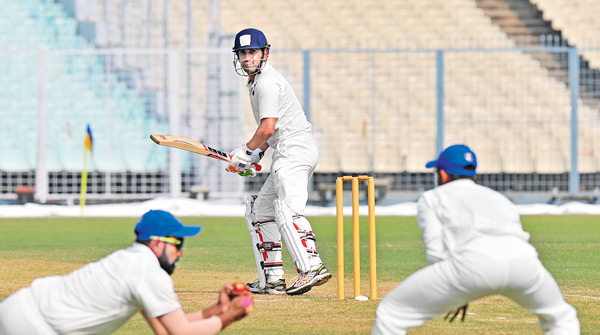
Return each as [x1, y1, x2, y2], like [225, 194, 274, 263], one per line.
[232, 28, 271, 76]
[233, 28, 270, 52]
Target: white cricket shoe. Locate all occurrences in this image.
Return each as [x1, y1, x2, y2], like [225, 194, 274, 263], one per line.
[286, 264, 332, 296]
[247, 278, 286, 295]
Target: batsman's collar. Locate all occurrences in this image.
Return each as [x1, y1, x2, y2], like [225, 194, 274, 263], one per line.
[135, 210, 201, 240]
[426, 144, 477, 176]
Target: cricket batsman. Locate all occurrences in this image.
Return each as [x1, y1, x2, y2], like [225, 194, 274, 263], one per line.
[226, 28, 332, 295]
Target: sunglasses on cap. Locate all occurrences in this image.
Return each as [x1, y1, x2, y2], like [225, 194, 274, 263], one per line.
[150, 236, 184, 251]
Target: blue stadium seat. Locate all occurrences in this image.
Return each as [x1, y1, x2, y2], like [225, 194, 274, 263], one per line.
[0, 0, 169, 173]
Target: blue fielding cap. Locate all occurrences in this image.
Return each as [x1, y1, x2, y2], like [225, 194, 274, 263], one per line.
[426, 144, 477, 176]
[135, 210, 201, 240]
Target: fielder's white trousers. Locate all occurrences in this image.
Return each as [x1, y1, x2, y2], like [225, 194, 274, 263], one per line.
[372, 251, 580, 335]
[0, 287, 57, 335]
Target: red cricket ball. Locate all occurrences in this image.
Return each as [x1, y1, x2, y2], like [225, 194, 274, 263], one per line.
[231, 281, 248, 295]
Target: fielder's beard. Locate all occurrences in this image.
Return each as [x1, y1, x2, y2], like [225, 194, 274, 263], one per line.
[158, 248, 178, 275]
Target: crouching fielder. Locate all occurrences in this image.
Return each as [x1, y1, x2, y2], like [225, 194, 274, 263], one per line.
[372, 145, 579, 335]
[227, 28, 331, 296]
[0, 210, 252, 335]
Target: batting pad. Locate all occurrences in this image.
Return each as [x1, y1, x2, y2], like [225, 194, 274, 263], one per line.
[274, 199, 312, 273]
[293, 215, 322, 268]
[246, 196, 266, 289]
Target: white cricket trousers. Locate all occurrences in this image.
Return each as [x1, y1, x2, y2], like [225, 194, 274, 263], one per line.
[253, 134, 322, 275]
[254, 135, 318, 216]
[372, 253, 580, 335]
[0, 287, 57, 335]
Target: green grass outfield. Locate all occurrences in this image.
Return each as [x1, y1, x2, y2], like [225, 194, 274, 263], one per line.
[0, 215, 598, 334]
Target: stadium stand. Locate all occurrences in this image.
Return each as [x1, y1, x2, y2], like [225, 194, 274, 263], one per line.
[1, 0, 599, 201]
[476, 0, 554, 38]
[218, 0, 600, 175]
[531, 0, 600, 68]
[0, 0, 169, 175]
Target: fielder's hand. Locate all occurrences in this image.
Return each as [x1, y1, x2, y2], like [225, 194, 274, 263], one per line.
[215, 284, 254, 330]
[444, 304, 468, 322]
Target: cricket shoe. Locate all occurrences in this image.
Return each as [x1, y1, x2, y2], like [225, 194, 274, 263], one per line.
[247, 278, 286, 295]
[286, 264, 332, 296]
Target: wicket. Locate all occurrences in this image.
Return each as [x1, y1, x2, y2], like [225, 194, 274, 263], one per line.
[336, 175, 377, 300]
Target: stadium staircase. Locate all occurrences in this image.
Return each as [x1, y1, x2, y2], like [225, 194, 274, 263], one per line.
[530, 0, 600, 110]
[476, 0, 600, 111]
[476, 0, 553, 39]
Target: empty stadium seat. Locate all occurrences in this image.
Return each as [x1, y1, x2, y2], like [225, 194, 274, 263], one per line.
[0, 0, 168, 174]
[214, 0, 600, 174]
[3, 0, 600, 178]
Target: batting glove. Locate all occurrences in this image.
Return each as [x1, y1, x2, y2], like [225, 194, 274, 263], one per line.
[225, 148, 240, 173]
[226, 144, 253, 173]
[237, 169, 257, 178]
[249, 148, 264, 164]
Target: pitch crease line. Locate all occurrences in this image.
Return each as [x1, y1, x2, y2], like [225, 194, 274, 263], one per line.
[563, 294, 600, 300]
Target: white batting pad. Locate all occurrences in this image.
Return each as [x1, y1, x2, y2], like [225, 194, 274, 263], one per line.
[293, 215, 322, 268]
[274, 199, 311, 273]
[246, 196, 266, 288]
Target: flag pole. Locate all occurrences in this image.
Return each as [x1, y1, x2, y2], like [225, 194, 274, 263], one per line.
[80, 124, 93, 216]
[80, 149, 88, 216]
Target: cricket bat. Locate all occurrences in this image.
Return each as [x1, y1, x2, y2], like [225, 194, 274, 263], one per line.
[150, 134, 262, 173]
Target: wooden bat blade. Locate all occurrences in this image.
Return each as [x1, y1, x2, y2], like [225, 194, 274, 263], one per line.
[150, 134, 231, 163]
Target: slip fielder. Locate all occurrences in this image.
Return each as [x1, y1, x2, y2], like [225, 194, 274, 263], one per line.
[372, 144, 579, 335]
[0, 210, 252, 334]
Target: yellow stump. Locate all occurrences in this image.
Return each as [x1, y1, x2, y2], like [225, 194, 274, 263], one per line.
[336, 176, 377, 300]
[352, 177, 360, 298]
[336, 177, 345, 300]
[368, 177, 377, 299]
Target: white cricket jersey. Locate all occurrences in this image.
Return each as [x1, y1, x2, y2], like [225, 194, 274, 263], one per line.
[247, 64, 312, 147]
[29, 243, 180, 334]
[417, 179, 537, 264]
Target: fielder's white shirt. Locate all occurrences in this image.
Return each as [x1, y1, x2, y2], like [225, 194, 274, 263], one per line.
[247, 64, 312, 147]
[417, 179, 537, 264]
[29, 243, 180, 334]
